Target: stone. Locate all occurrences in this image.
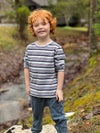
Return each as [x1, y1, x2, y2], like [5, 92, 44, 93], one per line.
[85, 113, 93, 120]
[65, 112, 75, 117]
[41, 125, 57, 133]
[4, 124, 57, 133]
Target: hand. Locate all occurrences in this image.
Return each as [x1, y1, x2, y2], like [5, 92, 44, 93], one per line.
[56, 89, 63, 102]
[26, 87, 30, 96]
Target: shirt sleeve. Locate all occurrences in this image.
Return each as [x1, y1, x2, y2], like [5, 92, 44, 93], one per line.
[54, 46, 66, 71]
[24, 47, 29, 68]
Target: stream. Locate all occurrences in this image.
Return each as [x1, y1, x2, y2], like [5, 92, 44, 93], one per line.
[0, 71, 30, 123]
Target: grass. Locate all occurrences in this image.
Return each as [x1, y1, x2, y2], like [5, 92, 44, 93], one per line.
[0, 26, 87, 51]
[0, 26, 36, 51]
[51, 26, 88, 39]
[0, 27, 18, 51]
[64, 26, 88, 32]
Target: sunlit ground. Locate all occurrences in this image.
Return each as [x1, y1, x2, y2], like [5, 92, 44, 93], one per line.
[64, 26, 88, 31]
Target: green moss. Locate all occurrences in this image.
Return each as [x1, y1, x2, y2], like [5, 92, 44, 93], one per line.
[89, 56, 97, 67]
[83, 67, 93, 78]
[18, 113, 33, 128]
[64, 89, 100, 112]
[71, 76, 82, 86]
[67, 49, 74, 54]
[63, 54, 100, 113]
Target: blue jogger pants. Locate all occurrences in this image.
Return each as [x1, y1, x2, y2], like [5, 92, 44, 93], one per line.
[31, 96, 68, 133]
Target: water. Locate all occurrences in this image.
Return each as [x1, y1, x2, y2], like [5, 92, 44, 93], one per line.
[0, 72, 30, 123]
[0, 24, 19, 27]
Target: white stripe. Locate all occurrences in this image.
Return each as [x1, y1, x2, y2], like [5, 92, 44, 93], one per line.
[30, 67, 54, 70]
[30, 78, 57, 82]
[30, 61, 54, 65]
[31, 89, 56, 93]
[28, 49, 53, 53]
[56, 49, 63, 51]
[28, 55, 53, 58]
[55, 54, 65, 57]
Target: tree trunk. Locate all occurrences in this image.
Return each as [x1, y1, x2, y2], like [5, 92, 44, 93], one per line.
[89, 0, 98, 56]
[15, 0, 20, 9]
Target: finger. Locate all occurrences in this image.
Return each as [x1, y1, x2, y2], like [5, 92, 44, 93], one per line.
[27, 91, 30, 96]
[56, 94, 58, 101]
[27, 90, 30, 96]
[58, 97, 61, 102]
[58, 97, 63, 102]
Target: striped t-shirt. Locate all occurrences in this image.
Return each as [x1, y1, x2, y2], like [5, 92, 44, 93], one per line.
[24, 41, 66, 98]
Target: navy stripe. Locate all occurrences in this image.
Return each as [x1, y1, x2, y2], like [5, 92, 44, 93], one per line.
[29, 59, 54, 62]
[31, 81, 57, 85]
[30, 70, 54, 74]
[28, 54, 54, 57]
[30, 77, 56, 80]
[30, 87, 56, 91]
[30, 65, 54, 68]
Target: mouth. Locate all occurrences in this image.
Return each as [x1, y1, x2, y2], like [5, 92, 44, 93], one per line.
[38, 30, 45, 34]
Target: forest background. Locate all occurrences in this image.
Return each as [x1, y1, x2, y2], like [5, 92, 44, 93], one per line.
[0, 0, 100, 133]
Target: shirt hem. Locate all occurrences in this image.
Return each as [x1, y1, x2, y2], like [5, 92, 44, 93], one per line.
[30, 94, 56, 98]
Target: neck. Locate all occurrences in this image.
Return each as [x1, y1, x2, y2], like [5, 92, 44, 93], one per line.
[37, 37, 52, 45]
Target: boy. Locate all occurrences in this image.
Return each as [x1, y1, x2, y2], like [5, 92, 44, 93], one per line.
[24, 9, 68, 133]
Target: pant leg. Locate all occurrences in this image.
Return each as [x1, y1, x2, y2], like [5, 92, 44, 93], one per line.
[48, 97, 68, 133]
[31, 96, 45, 133]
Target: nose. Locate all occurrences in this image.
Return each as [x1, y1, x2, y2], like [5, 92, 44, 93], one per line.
[38, 24, 43, 29]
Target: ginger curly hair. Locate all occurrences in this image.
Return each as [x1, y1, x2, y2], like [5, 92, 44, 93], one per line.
[28, 9, 57, 37]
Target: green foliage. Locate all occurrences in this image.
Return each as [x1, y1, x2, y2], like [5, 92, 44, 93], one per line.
[16, 5, 30, 38]
[16, 6, 30, 19]
[94, 0, 100, 36]
[47, 0, 90, 25]
[94, 23, 100, 36]
[5, 10, 16, 20]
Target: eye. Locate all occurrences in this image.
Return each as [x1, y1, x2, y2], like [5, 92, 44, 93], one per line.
[42, 22, 46, 25]
[33, 24, 39, 27]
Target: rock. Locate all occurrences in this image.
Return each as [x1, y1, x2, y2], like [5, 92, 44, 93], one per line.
[4, 124, 57, 133]
[85, 113, 93, 119]
[93, 105, 100, 116]
[41, 125, 57, 133]
[27, 107, 32, 111]
[0, 88, 9, 94]
[93, 110, 100, 115]
[65, 112, 75, 117]
[4, 125, 30, 133]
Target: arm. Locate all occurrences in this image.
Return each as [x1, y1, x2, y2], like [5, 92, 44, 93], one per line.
[56, 71, 64, 102]
[24, 68, 30, 96]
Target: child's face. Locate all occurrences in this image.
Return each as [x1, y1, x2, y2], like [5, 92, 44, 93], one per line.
[33, 17, 50, 39]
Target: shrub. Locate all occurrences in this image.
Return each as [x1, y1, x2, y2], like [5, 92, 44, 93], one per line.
[16, 5, 30, 38]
